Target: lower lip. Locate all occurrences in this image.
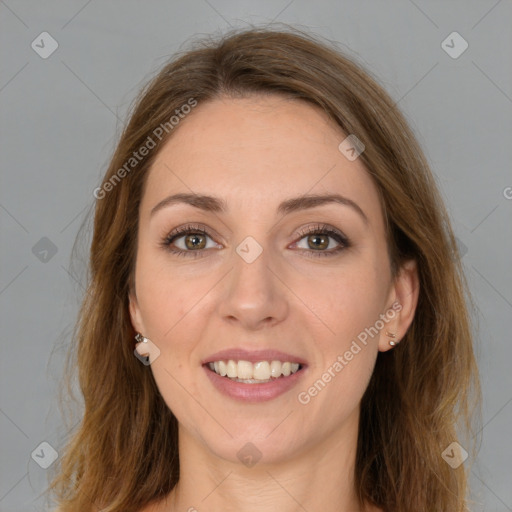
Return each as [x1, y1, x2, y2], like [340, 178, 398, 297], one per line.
[203, 365, 306, 402]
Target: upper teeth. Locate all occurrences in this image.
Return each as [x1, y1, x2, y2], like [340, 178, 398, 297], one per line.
[208, 360, 301, 380]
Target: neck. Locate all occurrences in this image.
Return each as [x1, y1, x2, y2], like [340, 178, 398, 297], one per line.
[164, 407, 371, 512]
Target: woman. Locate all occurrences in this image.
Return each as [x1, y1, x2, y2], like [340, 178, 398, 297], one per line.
[49, 26, 482, 512]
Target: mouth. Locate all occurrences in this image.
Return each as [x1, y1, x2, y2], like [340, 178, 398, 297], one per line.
[202, 355, 307, 402]
[204, 359, 304, 383]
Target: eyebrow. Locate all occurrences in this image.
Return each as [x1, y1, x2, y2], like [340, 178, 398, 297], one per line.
[150, 192, 369, 225]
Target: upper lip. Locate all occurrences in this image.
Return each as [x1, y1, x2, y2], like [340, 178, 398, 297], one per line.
[202, 348, 308, 366]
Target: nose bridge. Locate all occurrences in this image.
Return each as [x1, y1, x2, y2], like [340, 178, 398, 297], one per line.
[234, 240, 272, 298]
[218, 234, 289, 328]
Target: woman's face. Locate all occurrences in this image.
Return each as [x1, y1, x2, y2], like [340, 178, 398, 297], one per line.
[129, 94, 417, 464]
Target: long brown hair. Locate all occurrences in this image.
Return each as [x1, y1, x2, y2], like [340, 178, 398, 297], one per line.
[48, 25, 482, 512]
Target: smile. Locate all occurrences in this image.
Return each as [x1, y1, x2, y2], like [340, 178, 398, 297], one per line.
[207, 359, 302, 383]
[203, 359, 307, 402]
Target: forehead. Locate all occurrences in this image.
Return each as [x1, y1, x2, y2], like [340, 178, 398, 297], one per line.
[142, 95, 384, 227]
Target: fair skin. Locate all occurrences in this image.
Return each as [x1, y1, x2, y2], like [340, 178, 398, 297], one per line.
[129, 94, 419, 512]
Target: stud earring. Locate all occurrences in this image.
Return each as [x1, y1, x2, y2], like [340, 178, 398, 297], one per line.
[135, 333, 148, 344]
[386, 331, 399, 346]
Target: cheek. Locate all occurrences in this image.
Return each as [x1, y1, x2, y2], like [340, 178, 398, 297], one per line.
[298, 267, 383, 415]
[302, 260, 386, 341]
[135, 273, 171, 336]
[134, 255, 207, 420]
[133, 250, 215, 369]
[320, 260, 387, 381]
[134, 249, 189, 332]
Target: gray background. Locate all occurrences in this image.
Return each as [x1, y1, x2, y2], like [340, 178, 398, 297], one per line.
[1, 1, 511, 511]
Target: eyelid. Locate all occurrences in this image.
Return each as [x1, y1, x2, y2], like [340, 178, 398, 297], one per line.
[293, 223, 349, 244]
[162, 223, 220, 244]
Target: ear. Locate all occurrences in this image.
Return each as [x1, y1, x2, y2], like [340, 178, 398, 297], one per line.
[128, 287, 146, 335]
[378, 259, 420, 352]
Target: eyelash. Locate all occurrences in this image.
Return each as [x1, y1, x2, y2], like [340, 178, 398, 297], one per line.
[160, 223, 350, 259]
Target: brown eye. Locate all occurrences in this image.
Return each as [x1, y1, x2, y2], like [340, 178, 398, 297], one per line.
[306, 233, 330, 250]
[293, 224, 350, 258]
[161, 223, 349, 259]
[183, 233, 207, 250]
[161, 224, 218, 258]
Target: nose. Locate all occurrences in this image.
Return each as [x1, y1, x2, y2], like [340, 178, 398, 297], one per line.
[217, 243, 289, 331]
